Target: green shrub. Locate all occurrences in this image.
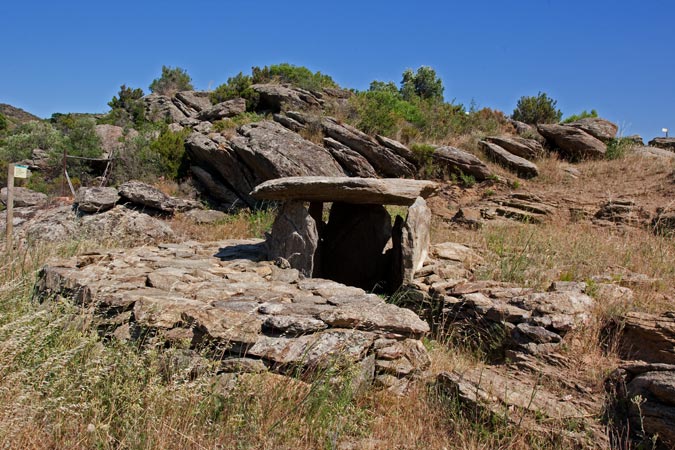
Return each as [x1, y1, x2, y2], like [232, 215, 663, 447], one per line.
[251, 63, 337, 91]
[410, 143, 436, 178]
[210, 72, 260, 110]
[605, 137, 632, 160]
[149, 65, 193, 96]
[101, 85, 146, 127]
[0, 121, 64, 163]
[511, 92, 562, 125]
[149, 128, 191, 180]
[0, 113, 7, 133]
[212, 112, 264, 133]
[562, 109, 598, 123]
[349, 90, 425, 137]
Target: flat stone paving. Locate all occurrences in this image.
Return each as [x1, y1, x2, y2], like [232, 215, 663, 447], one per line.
[36, 239, 430, 387]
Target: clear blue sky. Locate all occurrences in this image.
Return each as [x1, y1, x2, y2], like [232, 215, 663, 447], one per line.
[1, 0, 673, 140]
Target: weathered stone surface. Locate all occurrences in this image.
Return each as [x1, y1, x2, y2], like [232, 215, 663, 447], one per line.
[537, 123, 606, 160]
[230, 121, 345, 180]
[375, 135, 417, 164]
[185, 132, 257, 207]
[95, 124, 137, 158]
[143, 93, 187, 123]
[485, 135, 544, 160]
[647, 137, 675, 151]
[262, 315, 328, 336]
[479, 141, 539, 178]
[175, 91, 213, 115]
[432, 146, 492, 180]
[320, 301, 429, 337]
[635, 146, 675, 159]
[197, 98, 246, 121]
[400, 197, 431, 283]
[184, 209, 227, 224]
[75, 186, 120, 213]
[267, 201, 319, 277]
[80, 205, 175, 243]
[567, 117, 619, 142]
[320, 117, 416, 177]
[36, 239, 431, 385]
[653, 208, 675, 235]
[251, 176, 439, 206]
[252, 83, 322, 111]
[319, 203, 392, 291]
[1, 187, 48, 207]
[190, 166, 241, 208]
[619, 312, 675, 364]
[118, 181, 177, 213]
[611, 362, 675, 447]
[594, 199, 649, 226]
[323, 137, 378, 178]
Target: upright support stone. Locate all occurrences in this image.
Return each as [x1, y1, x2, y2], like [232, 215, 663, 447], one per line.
[401, 197, 431, 283]
[267, 201, 318, 277]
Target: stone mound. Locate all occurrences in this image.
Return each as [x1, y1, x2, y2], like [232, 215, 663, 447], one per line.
[36, 239, 431, 391]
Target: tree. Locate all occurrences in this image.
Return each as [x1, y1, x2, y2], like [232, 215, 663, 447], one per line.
[104, 85, 146, 126]
[400, 66, 445, 102]
[149, 65, 193, 96]
[0, 113, 7, 133]
[368, 80, 400, 96]
[210, 72, 259, 110]
[511, 92, 562, 124]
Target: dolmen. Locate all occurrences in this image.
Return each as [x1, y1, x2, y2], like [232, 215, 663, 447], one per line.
[251, 176, 440, 293]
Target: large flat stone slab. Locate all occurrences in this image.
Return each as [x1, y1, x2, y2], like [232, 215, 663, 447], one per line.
[250, 176, 439, 205]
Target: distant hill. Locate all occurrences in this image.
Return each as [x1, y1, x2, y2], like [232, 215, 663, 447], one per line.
[0, 103, 41, 130]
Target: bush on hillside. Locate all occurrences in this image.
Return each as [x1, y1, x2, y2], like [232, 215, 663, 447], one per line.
[511, 92, 562, 125]
[149, 65, 193, 97]
[101, 85, 146, 127]
[0, 113, 7, 134]
[350, 88, 425, 138]
[251, 63, 337, 91]
[210, 72, 260, 110]
[0, 121, 64, 162]
[562, 109, 598, 123]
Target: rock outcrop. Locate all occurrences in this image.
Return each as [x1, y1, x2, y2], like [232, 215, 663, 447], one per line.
[75, 186, 120, 213]
[197, 98, 247, 121]
[479, 141, 539, 178]
[485, 135, 544, 160]
[567, 117, 618, 142]
[1, 187, 48, 207]
[537, 123, 607, 160]
[647, 137, 675, 151]
[432, 146, 492, 180]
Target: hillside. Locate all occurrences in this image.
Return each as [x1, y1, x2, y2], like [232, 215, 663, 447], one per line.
[0, 64, 674, 449]
[0, 102, 40, 129]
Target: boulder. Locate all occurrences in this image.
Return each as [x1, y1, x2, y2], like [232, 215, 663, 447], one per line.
[432, 146, 492, 180]
[185, 132, 257, 207]
[250, 176, 439, 206]
[229, 121, 345, 181]
[634, 146, 675, 159]
[80, 205, 175, 243]
[94, 124, 137, 158]
[143, 93, 187, 123]
[479, 141, 539, 178]
[611, 362, 675, 448]
[323, 137, 378, 178]
[319, 117, 416, 178]
[184, 209, 228, 224]
[624, 135, 644, 146]
[648, 137, 675, 151]
[619, 312, 675, 364]
[567, 117, 619, 142]
[174, 91, 212, 115]
[75, 186, 120, 213]
[189, 165, 242, 208]
[118, 181, 177, 213]
[197, 98, 246, 121]
[537, 124, 606, 160]
[400, 197, 432, 283]
[267, 201, 319, 277]
[653, 208, 675, 235]
[485, 135, 544, 160]
[375, 135, 417, 164]
[1, 187, 48, 207]
[251, 83, 321, 111]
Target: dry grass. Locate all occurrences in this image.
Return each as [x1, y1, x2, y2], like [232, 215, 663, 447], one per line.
[170, 207, 276, 242]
